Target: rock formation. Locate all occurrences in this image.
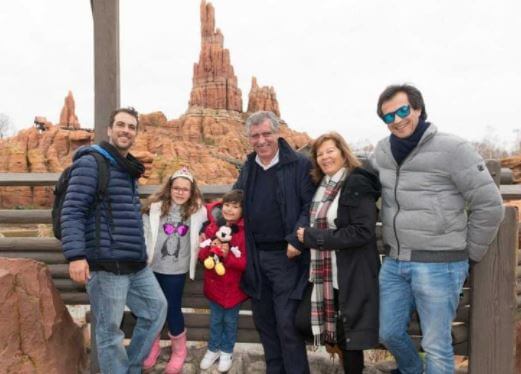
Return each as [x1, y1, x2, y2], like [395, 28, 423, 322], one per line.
[247, 77, 281, 117]
[501, 156, 521, 184]
[0, 1, 312, 208]
[0, 258, 87, 373]
[58, 91, 80, 129]
[189, 0, 242, 112]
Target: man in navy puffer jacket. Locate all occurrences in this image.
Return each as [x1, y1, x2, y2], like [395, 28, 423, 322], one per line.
[61, 107, 167, 374]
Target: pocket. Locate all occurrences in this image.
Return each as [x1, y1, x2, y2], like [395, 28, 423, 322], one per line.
[85, 271, 97, 291]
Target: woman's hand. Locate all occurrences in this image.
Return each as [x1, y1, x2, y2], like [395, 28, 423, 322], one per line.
[296, 227, 305, 243]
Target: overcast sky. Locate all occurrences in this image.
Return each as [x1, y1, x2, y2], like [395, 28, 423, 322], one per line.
[1, 0, 520, 149]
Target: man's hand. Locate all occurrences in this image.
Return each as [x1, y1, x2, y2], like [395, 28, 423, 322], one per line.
[296, 227, 305, 243]
[287, 243, 302, 259]
[69, 259, 90, 285]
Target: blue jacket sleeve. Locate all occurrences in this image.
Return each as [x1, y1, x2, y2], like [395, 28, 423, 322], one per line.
[60, 155, 98, 261]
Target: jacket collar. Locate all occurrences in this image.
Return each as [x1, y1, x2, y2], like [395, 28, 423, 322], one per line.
[382, 123, 437, 161]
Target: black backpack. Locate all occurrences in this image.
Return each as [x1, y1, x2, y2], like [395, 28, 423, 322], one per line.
[52, 152, 111, 240]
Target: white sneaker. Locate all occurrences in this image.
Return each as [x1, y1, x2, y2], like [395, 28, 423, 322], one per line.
[218, 352, 233, 372]
[200, 349, 220, 370]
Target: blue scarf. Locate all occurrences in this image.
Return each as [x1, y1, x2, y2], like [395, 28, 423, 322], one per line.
[390, 120, 430, 165]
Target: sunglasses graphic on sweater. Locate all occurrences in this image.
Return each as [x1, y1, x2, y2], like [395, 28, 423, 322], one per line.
[160, 222, 190, 259]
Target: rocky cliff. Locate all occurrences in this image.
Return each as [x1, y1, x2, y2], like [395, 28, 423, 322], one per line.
[189, 0, 242, 112]
[0, 0, 311, 208]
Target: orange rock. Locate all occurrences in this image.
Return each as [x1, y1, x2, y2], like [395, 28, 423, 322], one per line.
[189, 0, 243, 112]
[0, 258, 87, 373]
[0, 1, 313, 208]
[247, 77, 281, 117]
[58, 91, 81, 129]
[502, 156, 521, 184]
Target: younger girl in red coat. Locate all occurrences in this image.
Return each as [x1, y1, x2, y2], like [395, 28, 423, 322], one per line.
[198, 190, 248, 372]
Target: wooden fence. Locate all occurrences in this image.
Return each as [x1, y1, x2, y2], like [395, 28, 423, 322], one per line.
[0, 161, 519, 374]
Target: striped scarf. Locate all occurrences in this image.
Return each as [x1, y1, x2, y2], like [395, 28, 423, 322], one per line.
[309, 169, 347, 346]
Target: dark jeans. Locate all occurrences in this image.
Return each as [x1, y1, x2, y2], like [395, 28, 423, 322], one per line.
[154, 272, 187, 336]
[251, 250, 309, 374]
[208, 301, 241, 353]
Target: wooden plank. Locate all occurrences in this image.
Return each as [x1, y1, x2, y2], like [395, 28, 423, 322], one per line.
[0, 237, 61, 252]
[92, 0, 120, 143]
[48, 264, 70, 278]
[501, 184, 521, 200]
[0, 176, 232, 199]
[0, 173, 61, 186]
[53, 278, 86, 292]
[501, 167, 513, 185]
[486, 160, 501, 187]
[0, 209, 52, 224]
[61, 292, 89, 305]
[469, 206, 517, 374]
[0, 251, 66, 264]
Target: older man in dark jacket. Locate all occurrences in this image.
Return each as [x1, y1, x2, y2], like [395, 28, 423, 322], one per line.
[234, 111, 316, 374]
[61, 107, 167, 374]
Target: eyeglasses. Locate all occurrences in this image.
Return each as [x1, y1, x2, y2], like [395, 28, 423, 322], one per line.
[381, 105, 411, 124]
[249, 131, 274, 140]
[172, 187, 191, 194]
[163, 223, 189, 237]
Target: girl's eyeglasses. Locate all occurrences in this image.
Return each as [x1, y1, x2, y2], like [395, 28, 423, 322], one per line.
[381, 105, 411, 124]
[163, 223, 189, 237]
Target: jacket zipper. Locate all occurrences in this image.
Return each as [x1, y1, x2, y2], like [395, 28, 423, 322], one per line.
[388, 125, 436, 260]
[393, 166, 401, 258]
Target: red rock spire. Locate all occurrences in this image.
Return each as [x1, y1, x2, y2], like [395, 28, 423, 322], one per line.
[247, 77, 281, 117]
[188, 0, 243, 112]
[58, 91, 80, 129]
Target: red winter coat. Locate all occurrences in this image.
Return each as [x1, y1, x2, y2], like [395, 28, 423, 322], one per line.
[198, 202, 248, 308]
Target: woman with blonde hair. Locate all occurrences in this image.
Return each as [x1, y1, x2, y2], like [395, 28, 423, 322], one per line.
[141, 167, 207, 373]
[296, 132, 381, 374]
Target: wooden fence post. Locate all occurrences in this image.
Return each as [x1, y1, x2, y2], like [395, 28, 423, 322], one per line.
[92, 0, 120, 143]
[469, 205, 518, 374]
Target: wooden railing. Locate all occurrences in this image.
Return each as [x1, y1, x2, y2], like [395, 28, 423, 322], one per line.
[0, 161, 519, 374]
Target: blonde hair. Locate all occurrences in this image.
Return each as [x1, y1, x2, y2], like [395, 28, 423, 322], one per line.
[310, 132, 361, 184]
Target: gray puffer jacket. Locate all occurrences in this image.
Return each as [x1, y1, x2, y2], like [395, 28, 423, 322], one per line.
[371, 124, 504, 262]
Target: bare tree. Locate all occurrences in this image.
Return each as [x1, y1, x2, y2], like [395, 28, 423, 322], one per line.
[0, 113, 12, 139]
[471, 126, 509, 159]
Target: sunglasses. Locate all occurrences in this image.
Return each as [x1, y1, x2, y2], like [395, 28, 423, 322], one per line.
[381, 105, 411, 124]
[163, 223, 189, 237]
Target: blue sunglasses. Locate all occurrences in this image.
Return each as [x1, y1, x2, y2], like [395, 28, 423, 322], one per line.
[382, 105, 411, 124]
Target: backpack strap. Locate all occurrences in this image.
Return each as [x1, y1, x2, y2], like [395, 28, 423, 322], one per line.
[90, 152, 112, 258]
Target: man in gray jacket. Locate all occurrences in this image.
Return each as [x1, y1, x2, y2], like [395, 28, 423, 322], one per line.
[371, 84, 504, 374]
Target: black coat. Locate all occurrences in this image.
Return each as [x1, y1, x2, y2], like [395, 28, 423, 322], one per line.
[303, 167, 381, 350]
[233, 138, 316, 300]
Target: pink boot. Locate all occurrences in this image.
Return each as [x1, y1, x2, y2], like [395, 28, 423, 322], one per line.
[165, 329, 187, 374]
[143, 335, 161, 370]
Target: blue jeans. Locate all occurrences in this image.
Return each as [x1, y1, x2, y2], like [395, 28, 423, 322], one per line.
[379, 258, 468, 374]
[155, 272, 186, 336]
[208, 300, 240, 353]
[86, 267, 167, 374]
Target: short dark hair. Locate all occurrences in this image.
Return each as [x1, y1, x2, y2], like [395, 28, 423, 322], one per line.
[377, 84, 427, 122]
[222, 189, 244, 208]
[109, 107, 139, 128]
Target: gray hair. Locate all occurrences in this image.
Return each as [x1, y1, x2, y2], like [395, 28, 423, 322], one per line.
[245, 111, 280, 136]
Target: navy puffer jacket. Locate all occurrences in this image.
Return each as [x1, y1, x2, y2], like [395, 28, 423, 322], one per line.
[60, 145, 146, 264]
